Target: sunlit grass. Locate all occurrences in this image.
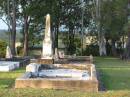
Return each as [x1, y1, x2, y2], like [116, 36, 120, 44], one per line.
[0, 89, 130, 97]
[0, 67, 25, 88]
[95, 57, 130, 68]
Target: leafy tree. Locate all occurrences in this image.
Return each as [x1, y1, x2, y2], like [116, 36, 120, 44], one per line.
[101, 0, 127, 56]
[0, 0, 19, 56]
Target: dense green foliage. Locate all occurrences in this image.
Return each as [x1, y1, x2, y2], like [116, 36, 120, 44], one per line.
[84, 44, 99, 56]
[0, 0, 129, 57]
[100, 0, 127, 56]
[0, 40, 7, 58]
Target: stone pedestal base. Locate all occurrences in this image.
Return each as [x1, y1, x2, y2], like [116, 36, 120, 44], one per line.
[15, 78, 98, 92]
[38, 59, 54, 64]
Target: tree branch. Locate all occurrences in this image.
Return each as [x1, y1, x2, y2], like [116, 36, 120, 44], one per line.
[0, 17, 11, 31]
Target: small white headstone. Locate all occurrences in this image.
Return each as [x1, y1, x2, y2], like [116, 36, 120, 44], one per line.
[54, 48, 59, 60]
[58, 51, 64, 58]
[6, 46, 12, 58]
[26, 63, 41, 72]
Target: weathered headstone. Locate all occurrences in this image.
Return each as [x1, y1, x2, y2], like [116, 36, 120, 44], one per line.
[58, 51, 64, 59]
[54, 48, 59, 60]
[42, 14, 53, 59]
[26, 63, 41, 72]
[38, 14, 54, 64]
[6, 46, 12, 59]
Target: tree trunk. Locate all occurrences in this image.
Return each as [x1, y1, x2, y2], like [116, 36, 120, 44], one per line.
[96, 0, 106, 56]
[23, 15, 29, 56]
[99, 35, 107, 56]
[124, 30, 130, 59]
[55, 24, 59, 48]
[111, 39, 117, 56]
[51, 24, 55, 54]
[10, 0, 16, 56]
[68, 26, 75, 55]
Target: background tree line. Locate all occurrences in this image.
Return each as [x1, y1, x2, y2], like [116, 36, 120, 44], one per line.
[0, 0, 129, 59]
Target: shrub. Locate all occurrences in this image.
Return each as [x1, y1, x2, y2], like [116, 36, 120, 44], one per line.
[17, 46, 23, 56]
[83, 44, 99, 56]
[0, 40, 7, 58]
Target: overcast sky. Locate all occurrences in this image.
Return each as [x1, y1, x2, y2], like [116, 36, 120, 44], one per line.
[0, 18, 68, 31]
[0, 20, 8, 30]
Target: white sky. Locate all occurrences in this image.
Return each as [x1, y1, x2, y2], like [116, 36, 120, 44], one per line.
[0, 19, 8, 30]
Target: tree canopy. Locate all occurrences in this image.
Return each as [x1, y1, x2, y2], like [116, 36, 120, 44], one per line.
[0, 0, 129, 59]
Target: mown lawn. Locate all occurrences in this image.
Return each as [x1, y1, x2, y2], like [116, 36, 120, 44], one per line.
[0, 67, 25, 88]
[0, 57, 130, 97]
[95, 57, 130, 90]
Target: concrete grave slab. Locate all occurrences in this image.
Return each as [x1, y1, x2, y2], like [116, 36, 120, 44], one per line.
[0, 61, 20, 71]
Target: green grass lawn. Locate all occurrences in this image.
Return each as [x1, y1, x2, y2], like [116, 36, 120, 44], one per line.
[0, 57, 130, 97]
[95, 57, 130, 91]
[0, 68, 25, 88]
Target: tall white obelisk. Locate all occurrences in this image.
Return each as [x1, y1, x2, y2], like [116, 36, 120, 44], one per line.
[42, 14, 53, 59]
